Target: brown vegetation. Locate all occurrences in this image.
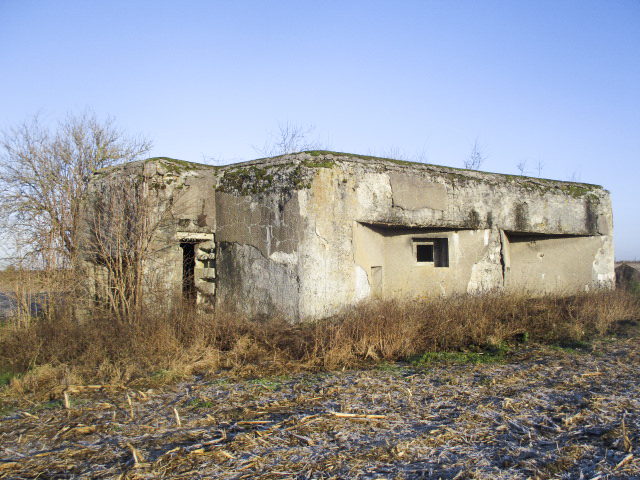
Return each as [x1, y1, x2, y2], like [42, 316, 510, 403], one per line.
[1, 311, 639, 479]
[1, 288, 639, 478]
[1, 290, 638, 402]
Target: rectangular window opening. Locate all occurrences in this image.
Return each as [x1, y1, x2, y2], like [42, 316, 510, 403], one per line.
[416, 244, 434, 262]
[413, 238, 449, 267]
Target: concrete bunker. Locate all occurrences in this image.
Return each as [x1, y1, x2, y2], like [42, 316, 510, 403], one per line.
[85, 152, 615, 321]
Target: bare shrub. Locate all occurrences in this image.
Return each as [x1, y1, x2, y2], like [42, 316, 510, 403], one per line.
[81, 172, 176, 323]
[574, 289, 639, 335]
[313, 299, 422, 367]
[10, 363, 82, 400]
[516, 159, 528, 175]
[464, 139, 487, 170]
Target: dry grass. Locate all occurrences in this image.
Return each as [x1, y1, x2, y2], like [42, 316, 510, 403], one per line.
[1, 289, 639, 478]
[1, 289, 638, 402]
[1, 330, 639, 479]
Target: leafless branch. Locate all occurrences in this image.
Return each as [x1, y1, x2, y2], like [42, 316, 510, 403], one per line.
[252, 121, 324, 157]
[370, 144, 429, 164]
[464, 139, 486, 170]
[567, 170, 582, 182]
[0, 110, 152, 270]
[82, 172, 174, 323]
[516, 159, 528, 176]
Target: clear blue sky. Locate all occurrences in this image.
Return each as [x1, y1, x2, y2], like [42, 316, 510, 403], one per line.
[1, 0, 638, 259]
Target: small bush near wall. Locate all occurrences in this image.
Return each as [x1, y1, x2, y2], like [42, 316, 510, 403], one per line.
[0, 290, 638, 401]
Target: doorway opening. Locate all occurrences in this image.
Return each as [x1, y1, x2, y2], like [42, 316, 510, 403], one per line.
[181, 242, 196, 302]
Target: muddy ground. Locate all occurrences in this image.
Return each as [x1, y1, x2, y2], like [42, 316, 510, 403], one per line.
[1, 332, 639, 479]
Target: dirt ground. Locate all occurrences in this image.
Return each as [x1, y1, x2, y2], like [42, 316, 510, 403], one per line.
[1, 332, 639, 479]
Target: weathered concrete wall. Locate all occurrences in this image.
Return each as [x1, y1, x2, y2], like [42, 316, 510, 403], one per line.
[506, 234, 613, 293]
[215, 242, 299, 319]
[286, 152, 614, 318]
[214, 190, 303, 318]
[295, 167, 365, 318]
[87, 152, 615, 321]
[353, 224, 503, 298]
[86, 158, 218, 307]
[352, 161, 612, 238]
[144, 159, 218, 303]
[215, 191, 303, 257]
[212, 160, 316, 317]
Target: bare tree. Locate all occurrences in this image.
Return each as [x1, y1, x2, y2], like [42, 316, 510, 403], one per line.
[566, 170, 582, 182]
[82, 172, 173, 323]
[0, 110, 152, 269]
[374, 146, 409, 161]
[252, 121, 324, 157]
[201, 153, 223, 166]
[535, 158, 545, 177]
[516, 159, 528, 175]
[412, 145, 429, 164]
[464, 139, 486, 170]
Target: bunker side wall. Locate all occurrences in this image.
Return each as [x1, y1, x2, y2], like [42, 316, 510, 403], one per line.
[83, 160, 217, 310]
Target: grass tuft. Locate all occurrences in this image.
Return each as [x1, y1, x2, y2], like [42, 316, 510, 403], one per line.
[411, 345, 510, 366]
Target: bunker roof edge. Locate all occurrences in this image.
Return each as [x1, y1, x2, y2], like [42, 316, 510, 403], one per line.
[93, 151, 605, 196]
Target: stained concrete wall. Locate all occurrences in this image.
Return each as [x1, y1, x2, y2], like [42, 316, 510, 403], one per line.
[353, 225, 503, 298]
[281, 153, 614, 318]
[214, 190, 303, 318]
[215, 242, 299, 318]
[88, 152, 615, 321]
[505, 234, 613, 293]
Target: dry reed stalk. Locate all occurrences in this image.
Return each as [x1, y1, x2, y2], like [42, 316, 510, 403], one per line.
[623, 412, 632, 453]
[126, 392, 134, 421]
[330, 412, 386, 419]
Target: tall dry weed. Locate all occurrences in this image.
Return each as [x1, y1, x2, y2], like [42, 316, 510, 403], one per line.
[0, 289, 638, 400]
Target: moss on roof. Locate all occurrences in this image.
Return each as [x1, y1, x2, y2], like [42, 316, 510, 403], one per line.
[130, 151, 603, 199]
[301, 150, 603, 196]
[146, 157, 214, 170]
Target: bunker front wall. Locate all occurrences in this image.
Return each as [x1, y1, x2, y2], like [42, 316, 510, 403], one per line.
[194, 153, 613, 321]
[294, 158, 613, 318]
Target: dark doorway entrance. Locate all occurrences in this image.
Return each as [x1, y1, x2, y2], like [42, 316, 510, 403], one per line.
[181, 242, 196, 302]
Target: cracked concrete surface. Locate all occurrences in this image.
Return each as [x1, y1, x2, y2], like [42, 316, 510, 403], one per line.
[88, 153, 615, 321]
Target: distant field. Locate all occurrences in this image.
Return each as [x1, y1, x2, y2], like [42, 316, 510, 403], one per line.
[0, 269, 36, 291]
[616, 261, 640, 269]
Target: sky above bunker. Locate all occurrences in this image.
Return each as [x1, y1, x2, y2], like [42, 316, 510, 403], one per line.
[1, 0, 638, 260]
